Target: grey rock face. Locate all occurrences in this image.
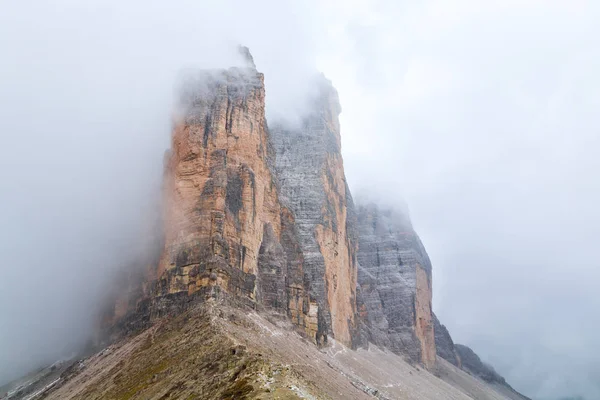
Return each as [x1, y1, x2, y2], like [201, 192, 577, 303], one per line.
[271, 76, 358, 346]
[434, 313, 461, 367]
[271, 112, 332, 332]
[455, 344, 505, 384]
[355, 203, 436, 367]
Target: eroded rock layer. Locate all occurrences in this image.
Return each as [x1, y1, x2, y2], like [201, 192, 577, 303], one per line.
[271, 77, 359, 346]
[355, 203, 436, 368]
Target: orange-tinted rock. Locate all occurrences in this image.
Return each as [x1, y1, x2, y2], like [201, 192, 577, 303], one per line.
[416, 264, 436, 367]
[155, 66, 280, 302]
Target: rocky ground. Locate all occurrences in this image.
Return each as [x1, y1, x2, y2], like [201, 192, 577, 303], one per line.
[3, 300, 528, 400]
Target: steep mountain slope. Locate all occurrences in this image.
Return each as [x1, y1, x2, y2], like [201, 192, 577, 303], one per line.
[23, 302, 529, 400]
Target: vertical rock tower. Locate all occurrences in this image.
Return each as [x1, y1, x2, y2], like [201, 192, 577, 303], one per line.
[355, 204, 436, 368]
[271, 77, 359, 346]
[154, 51, 284, 306]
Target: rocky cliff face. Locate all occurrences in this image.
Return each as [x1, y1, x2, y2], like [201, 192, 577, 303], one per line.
[270, 77, 358, 347]
[354, 203, 436, 368]
[102, 52, 528, 400]
[103, 57, 290, 333]
[153, 61, 285, 306]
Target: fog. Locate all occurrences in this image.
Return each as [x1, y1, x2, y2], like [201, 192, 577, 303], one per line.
[0, 0, 320, 386]
[1, 1, 599, 399]
[325, 2, 600, 399]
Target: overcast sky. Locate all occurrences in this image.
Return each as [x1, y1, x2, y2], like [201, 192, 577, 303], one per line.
[1, 1, 598, 399]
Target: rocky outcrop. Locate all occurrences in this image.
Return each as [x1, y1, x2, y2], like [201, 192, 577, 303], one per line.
[455, 344, 505, 384]
[153, 61, 284, 305]
[271, 77, 359, 346]
[355, 203, 436, 368]
[434, 313, 461, 367]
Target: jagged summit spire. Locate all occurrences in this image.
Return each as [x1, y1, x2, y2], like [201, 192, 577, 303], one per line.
[238, 45, 256, 69]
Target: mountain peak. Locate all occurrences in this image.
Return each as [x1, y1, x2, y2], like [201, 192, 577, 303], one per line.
[238, 45, 256, 69]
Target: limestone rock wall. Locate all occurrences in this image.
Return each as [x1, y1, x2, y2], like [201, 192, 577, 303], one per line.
[271, 77, 359, 347]
[355, 203, 436, 368]
[153, 65, 283, 303]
